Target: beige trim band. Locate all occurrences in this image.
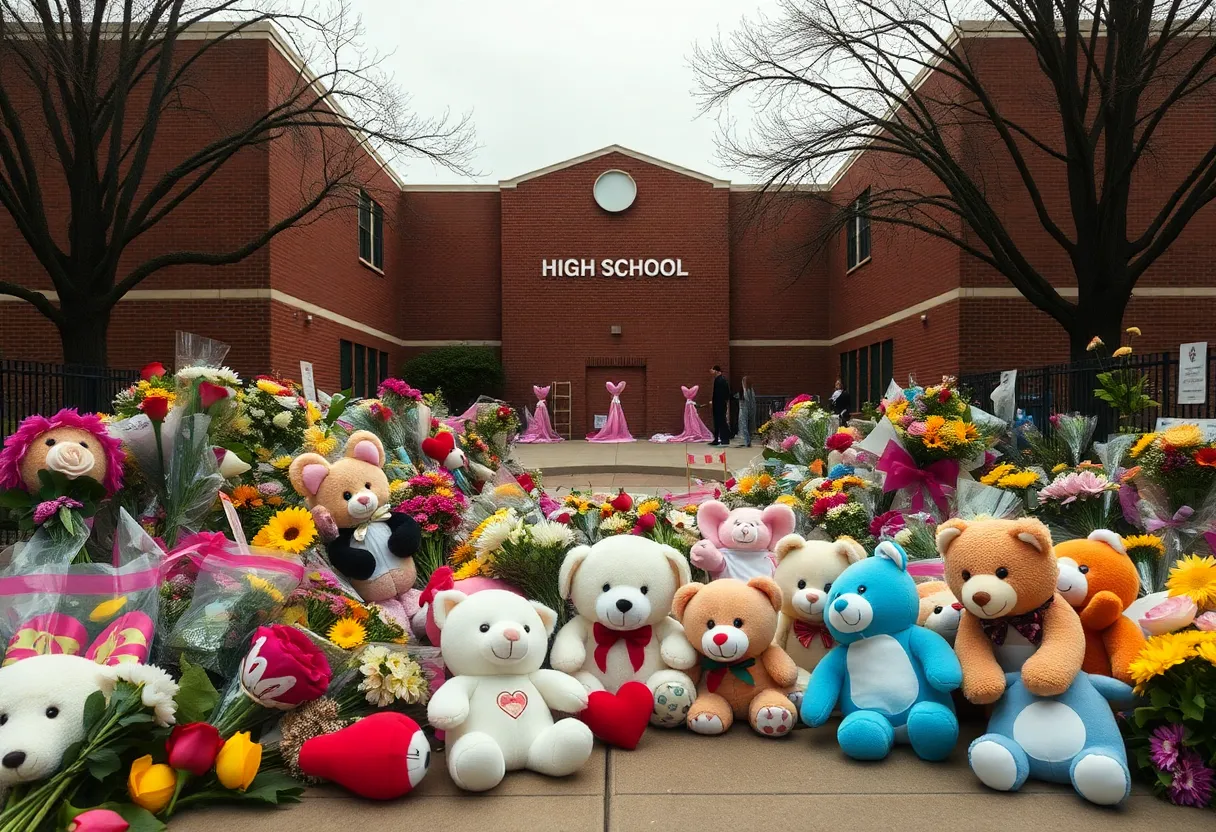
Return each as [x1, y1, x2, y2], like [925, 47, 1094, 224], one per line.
[730, 339, 831, 347]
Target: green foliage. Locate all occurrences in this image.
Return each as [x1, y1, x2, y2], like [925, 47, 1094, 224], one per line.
[174, 657, 221, 724]
[402, 346, 504, 411]
[1094, 368, 1159, 429]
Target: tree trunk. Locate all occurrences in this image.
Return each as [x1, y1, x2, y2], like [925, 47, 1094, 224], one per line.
[1065, 295, 1128, 440]
[57, 306, 113, 413]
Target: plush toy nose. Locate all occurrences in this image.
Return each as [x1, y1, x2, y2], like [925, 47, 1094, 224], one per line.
[2, 751, 25, 769]
[972, 591, 992, 607]
[503, 628, 521, 642]
[712, 632, 728, 646]
[951, 602, 964, 611]
[833, 598, 849, 612]
[616, 599, 633, 612]
[357, 495, 370, 506]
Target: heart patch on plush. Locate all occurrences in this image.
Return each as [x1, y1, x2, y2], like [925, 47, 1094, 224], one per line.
[421, 432, 455, 463]
[578, 681, 653, 750]
[497, 690, 528, 719]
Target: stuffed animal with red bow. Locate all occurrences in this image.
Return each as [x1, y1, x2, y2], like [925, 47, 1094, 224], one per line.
[550, 536, 698, 733]
[770, 534, 866, 703]
[420, 430, 493, 493]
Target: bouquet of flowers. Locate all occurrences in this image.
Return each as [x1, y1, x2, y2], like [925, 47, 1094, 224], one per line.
[758, 398, 836, 472]
[250, 506, 319, 556]
[1034, 463, 1120, 541]
[343, 378, 431, 481]
[241, 377, 309, 461]
[1122, 555, 1216, 809]
[466, 399, 521, 462]
[394, 470, 468, 584]
[226, 481, 294, 537]
[1051, 413, 1098, 467]
[1125, 424, 1216, 590]
[279, 568, 409, 648]
[977, 461, 1044, 512]
[798, 474, 876, 546]
[558, 493, 604, 542]
[954, 477, 1027, 521]
[1124, 534, 1168, 595]
[112, 363, 178, 420]
[870, 509, 938, 560]
[723, 471, 786, 508]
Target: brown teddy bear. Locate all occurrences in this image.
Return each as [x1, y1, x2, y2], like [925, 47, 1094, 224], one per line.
[936, 517, 1084, 705]
[915, 581, 963, 646]
[0, 410, 124, 497]
[1054, 530, 1146, 684]
[289, 431, 424, 634]
[672, 577, 799, 737]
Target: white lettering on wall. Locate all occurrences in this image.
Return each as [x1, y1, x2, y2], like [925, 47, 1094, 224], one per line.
[543, 258, 689, 278]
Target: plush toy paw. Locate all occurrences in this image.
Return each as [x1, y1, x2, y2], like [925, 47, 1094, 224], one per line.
[1070, 751, 1131, 806]
[968, 735, 1029, 793]
[753, 706, 794, 737]
[650, 681, 693, 728]
[688, 713, 727, 735]
[1020, 656, 1075, 698]
[963, 669, 1008, 705]
[427, 698, 470, 731]
[787, 688, 804, 710]
[658, 637, 697, 670]
[689, 541, 724, 573]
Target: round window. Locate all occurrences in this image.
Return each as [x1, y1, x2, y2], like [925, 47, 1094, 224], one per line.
[593, 170, 637, 213]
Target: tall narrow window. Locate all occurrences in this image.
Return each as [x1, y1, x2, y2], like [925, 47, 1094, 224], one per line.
[868, 342, 882, 403]
[358, 190, 384, 270]
[846, 188, 871, 271]
[354, 343, 367, 397]
[339, 340, 353, 393]
[881, 339, 894, 392]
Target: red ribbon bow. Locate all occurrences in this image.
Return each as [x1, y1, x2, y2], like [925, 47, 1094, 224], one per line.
[793, 620, 834, 650]
[593, 623, 652, 673]
[875, 443, 959, 516]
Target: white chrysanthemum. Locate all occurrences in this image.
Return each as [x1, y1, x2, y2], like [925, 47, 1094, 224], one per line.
[360, 645, 389, 667]
[177, 365, 241, 385]
[274, 395, 300, 410]
[529, 520, 575, 549]
[272, 411, 293, 429]
[112, 663, 180, 726]
[248, 407, 266, 419]
[476, 513, 521, 554]
[599, 514, 630, 533]
[894, 529, 912, 545]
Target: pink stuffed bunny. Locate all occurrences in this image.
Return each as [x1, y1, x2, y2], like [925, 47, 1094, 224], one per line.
[690, 500, 797, 581]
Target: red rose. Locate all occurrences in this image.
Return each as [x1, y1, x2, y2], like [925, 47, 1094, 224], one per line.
[166, 722, 225, 776]
[140, 362, 166, 381]
[199, 381, 230, 409]
[938, 388, 952, 403]
[497, 406, 513, 419]
[825, 432, 854, 452]
[239, 625, 332, 708]
[631, 514, 657, 535]
[1195, 448, 1216, 468]
[724, 478, 736, 490]
[516, 473, 536, 493]
[140, 395, 170, 422]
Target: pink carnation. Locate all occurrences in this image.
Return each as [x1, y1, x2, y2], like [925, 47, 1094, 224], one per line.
[0, 409, 125, 495]
[870, 510, 905, 538]
[1037, 471, 1115, 505]
[906, 421, 927, 436]
[378, 378, 422, 401]
[811, 492, 849, 517]
[33, 496, 83, 525]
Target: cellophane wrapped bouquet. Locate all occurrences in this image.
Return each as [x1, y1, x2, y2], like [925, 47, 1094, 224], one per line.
[796, 473, 876, 548]
[954, 477, 1027, 522]
[1124, 425, 1216, 591]
[1034, 461, 1121, 542]
[758, 396, 836, 472]
[393, 470, 468, 585]
[1122, 554, 1216, 808]
[870, 509, 938, 561]
[977, 461, 1044, 513]
[343, 378, 432, 481]
[723, 469, 787, 509]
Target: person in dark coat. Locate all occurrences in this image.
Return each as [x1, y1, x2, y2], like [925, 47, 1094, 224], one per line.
[830, 378, 853, 422]
[709, 365, 731, 446]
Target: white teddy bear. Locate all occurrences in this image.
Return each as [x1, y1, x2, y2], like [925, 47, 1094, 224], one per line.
[426, 589, 594, 792]
[0, 655, 178, 795]
[550, 536, 697, 727]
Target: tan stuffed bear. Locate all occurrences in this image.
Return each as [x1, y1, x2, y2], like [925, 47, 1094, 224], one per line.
[771, 534, 866, 697]
[673, 577, 799, 737]
[916, 581, 963, 646]
[289, 431, 425, 635]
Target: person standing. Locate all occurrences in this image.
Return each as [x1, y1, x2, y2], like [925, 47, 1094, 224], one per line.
[737, 376, 757, 447]
[709, 365, 731, 446]
[830, 378, 853, 422]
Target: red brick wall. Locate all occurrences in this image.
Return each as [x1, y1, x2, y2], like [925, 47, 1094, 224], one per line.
[499, 152, 731, 437]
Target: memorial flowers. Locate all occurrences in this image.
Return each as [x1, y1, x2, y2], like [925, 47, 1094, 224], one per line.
[395, 470, 468, 582]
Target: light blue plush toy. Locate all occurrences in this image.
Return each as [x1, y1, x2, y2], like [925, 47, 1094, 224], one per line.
[968, 671, 1134, 805]
[800, 541, 963, 761]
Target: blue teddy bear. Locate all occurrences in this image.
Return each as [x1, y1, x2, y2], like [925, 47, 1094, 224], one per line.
[969, 671, 1134, 805]
[800, 541, 963, 761]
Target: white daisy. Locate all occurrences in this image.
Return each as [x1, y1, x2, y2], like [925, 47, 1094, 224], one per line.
[112, 663, 180, 726]
[529, 520, 574, 549]
[176, 366, 241, 386]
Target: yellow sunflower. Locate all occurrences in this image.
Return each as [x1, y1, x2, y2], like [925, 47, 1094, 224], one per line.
[1128, 433, 1157, 459]
[245, 574, 285, 603]
[923, 433, 948, 450]
[923, 415, 946, 437]
[1166, 554, 1216, 609]
[452, 560, 486, 580]
[302, 426, 338, 456]
[885, 399, 908, 421]
[1122, 534, 1165, 559]
[757, 474, 776, 489]
[1161, 424, 1203, 449]
[981, 464, 1016, 486]
[328, 617, 367, 649]
[1196, 641, 1216, 668]
[255, 507, 318, 554]
[1128, 633, 1197, 692]
[736, 476, 757, 495]
[998, 471, 1041, 489]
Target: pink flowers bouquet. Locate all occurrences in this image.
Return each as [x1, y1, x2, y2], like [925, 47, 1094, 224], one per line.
[1034, 465, 1120, 540]
[394, 470, 468, 584]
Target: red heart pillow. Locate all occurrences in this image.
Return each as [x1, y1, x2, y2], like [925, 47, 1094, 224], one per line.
[578, 681, 652, 750]
[421, 431, 455, 462]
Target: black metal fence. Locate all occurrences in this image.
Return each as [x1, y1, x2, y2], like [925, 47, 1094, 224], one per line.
[960, 350, 1216, 438]
[1, 360, 139, 430]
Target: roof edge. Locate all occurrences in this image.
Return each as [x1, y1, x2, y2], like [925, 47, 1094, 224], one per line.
[499, 145, 732, 188]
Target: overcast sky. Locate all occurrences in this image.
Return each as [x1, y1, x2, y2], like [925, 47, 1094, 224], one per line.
[358, 0, 775, 184]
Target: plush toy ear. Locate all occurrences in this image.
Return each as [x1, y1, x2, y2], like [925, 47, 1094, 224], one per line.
[288, 453, 330, 497]
[773, 533, 806, 563]
[695, 500, 731, 546]
[761, 503, 797, 543]
[660, 544, 692, 587]
[531, 601, 559, 637]
[671, 582, 704, 622]
[874, 540, 908, 571]
[1010, 518, 1052, 556]
[345, 430, 385, 467]
[1087, 529, 1127, 555]
[558, 545, 591, 600]
[835, 536, 868, 564]
[916, 580, 950, 599]
[431, 590, 467, 632]
[936, 518, 968, 556]
[747, 576, 784, 613]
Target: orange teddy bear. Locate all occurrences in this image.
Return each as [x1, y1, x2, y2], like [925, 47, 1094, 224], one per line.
[1054, 530, 1146, 685]
[673, 577, 799, 737]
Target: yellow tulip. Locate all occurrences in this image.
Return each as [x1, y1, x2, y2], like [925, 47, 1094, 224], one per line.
[216, 732, 262, 791]
[1112, 346, 1133, 358]
[128, 755, 177, 813]
[1126, 326, 1142, 336]
[89, 596, 127, 622]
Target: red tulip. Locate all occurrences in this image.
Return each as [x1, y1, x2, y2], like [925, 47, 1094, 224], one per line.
[239, 625, 332, 708]
[610, 490, 633, 512]
[140, 362, 167, 381]
[516, 473, 536, 493]
[139, 395, 170, 422]
[631, 513, 657, 535]
[167, 722, 225, 776]
[67, 809, 129, 832]
[199, 381, 230, 409]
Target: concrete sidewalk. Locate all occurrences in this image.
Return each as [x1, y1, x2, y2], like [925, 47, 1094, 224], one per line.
[515, 440, 760, 491]
[173, 724, 1208, 832]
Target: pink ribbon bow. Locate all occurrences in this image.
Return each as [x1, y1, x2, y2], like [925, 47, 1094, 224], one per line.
[875, 443, 959, 517]
[1145, 506, 1195, 533]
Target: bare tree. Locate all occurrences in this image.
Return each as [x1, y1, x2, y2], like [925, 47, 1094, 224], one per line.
[694, 0, 1216, 359]
[0, 0, 474, 367]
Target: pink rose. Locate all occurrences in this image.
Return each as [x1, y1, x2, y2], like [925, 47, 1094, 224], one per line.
[1140, 595, 1198, 636]
[1194, 611, 1216, 631]
[781, 436, 799, 451]
[239, 625, 332, 709]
